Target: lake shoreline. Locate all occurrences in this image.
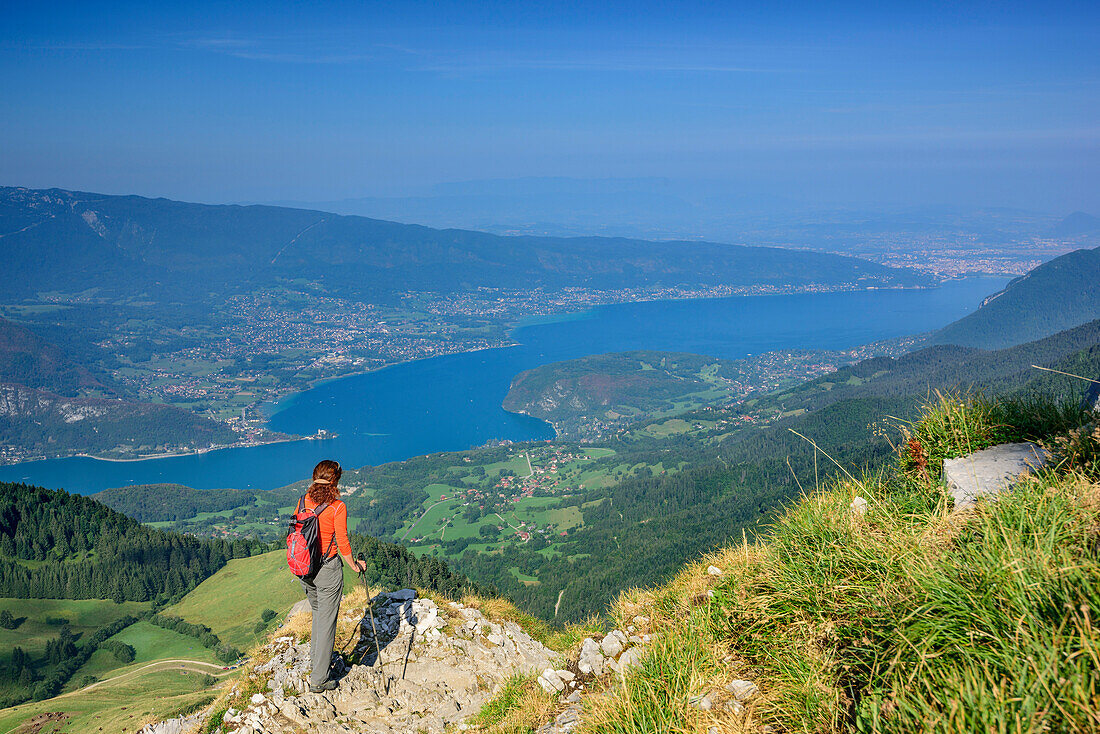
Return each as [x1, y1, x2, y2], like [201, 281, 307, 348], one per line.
[3, 434, 322, 468]
[0, 277, 1009, 493]
[263, 280, 939, 416]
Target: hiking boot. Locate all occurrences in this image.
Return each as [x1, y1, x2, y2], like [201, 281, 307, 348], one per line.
[309, 679, 338, 693]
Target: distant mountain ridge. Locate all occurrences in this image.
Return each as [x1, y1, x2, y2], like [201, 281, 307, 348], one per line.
[932, 246, 1100, 349]
[1051, 211, 1100, 237]
[0, 187, 929, 302]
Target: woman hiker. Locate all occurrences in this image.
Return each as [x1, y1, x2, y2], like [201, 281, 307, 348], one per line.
[298, 459, 366, 692]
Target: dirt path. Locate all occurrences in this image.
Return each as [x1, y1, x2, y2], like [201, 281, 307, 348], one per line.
[57, 659, 234, 698]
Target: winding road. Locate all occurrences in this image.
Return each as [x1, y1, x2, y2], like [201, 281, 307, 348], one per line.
[57, 659, 236, 698]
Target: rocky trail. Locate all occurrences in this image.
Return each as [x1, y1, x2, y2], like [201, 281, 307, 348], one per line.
[152, 588, 655, 734]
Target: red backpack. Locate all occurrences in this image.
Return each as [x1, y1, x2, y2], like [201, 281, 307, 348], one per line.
[286, 496, 336, 578]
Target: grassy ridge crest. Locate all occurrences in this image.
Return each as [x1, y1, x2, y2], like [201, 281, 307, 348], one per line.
[574, 393, 1100, 732]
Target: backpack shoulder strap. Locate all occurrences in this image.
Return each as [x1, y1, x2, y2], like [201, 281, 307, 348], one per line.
[313, 502, 338, 558]
[296, 496, 305, 515]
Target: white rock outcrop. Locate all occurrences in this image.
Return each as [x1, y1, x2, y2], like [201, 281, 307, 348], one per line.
[943, 442, 1049, 508]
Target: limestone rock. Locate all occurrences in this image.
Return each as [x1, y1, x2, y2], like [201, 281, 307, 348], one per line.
[135, 709, 207, 734]
[617, 645, 645, 676]
[691, 693, 713, 711]
[726, 679, 759, 701]
[537, 668, 566, 693]
[706, 565, 723, 576]
[600, 630, 627, 659]
[537, 703, 582, 734]
[943, 442, 1049, 508]
[578, 638, 606, 676]
[182, 589, 559, 734]
[850, 496, 868, 517]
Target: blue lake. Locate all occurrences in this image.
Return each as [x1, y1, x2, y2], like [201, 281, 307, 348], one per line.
[0, 277, 1009, 494]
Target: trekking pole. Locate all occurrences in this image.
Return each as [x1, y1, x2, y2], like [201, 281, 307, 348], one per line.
[400, 627, 415, 681]
[358, 554, 391, 695]
[360, 558, 385, 666]
[336, 558, 377, 659]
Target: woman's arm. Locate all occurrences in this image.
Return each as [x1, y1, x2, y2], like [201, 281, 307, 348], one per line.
[333, 502, 365, 572]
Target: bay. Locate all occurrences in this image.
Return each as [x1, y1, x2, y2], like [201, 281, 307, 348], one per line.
[0, 277, 1008, 494]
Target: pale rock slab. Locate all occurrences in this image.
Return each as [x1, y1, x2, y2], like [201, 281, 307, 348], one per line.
[943, 442, 1049, 508]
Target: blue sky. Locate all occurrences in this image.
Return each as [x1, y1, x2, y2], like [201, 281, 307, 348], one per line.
[2, 0, 1098, 211]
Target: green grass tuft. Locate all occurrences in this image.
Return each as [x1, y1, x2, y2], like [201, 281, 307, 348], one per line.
[595, 392, 1100, 734]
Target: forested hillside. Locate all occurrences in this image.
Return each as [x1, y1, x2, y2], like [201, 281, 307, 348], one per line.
[503, 351, 743, 436]
[0, 317, 109, 396]
[0, 482, 253, 602]
[763, 318, 1100, 416]
[932, 246, 1100, 348]
[92, 484, 263, 522]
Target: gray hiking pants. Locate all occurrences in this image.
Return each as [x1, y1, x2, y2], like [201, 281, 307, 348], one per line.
[299, 554, 343, 687]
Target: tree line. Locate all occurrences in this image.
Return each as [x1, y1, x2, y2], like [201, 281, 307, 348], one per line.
[149, 613, 241, 664]
[0, 482, 272, 602]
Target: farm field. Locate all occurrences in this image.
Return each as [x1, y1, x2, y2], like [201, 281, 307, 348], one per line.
[397, 446, 625, 556]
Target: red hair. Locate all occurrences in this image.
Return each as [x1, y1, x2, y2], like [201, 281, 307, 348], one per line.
[306, 459, 342, 504]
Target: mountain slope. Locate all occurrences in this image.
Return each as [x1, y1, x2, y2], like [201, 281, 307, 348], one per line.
[578, 398, 1100, 733]
[932, 246, 1100, 348]
[765, 318, 1100, 416]
[0, 383, 238, 461]
[456, 320, 1100, 621]
[0, 317, 108, 396]
[0, 482, 240, 603]
[1051, 210, 1100, 237]
[0, 187, 928, 302]
[0, 317, 238, 461]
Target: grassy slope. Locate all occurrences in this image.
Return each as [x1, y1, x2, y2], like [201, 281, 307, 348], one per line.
[66, 621, 221, 690]
[0, 666, 215, 734]
[0, 599, 148, 669]
[0, 598, 149, 704]
[164, 550, 309, 650]
[564, 395, 1100, 733]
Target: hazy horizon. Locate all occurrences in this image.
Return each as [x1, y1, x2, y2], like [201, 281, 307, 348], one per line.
[3, 1, 1099, 214]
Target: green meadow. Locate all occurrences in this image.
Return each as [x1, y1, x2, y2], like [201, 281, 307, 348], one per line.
[165, 550, 306, 650]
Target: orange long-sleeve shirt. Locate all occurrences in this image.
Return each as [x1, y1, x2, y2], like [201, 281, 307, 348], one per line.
[303, 496, 353, 559]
